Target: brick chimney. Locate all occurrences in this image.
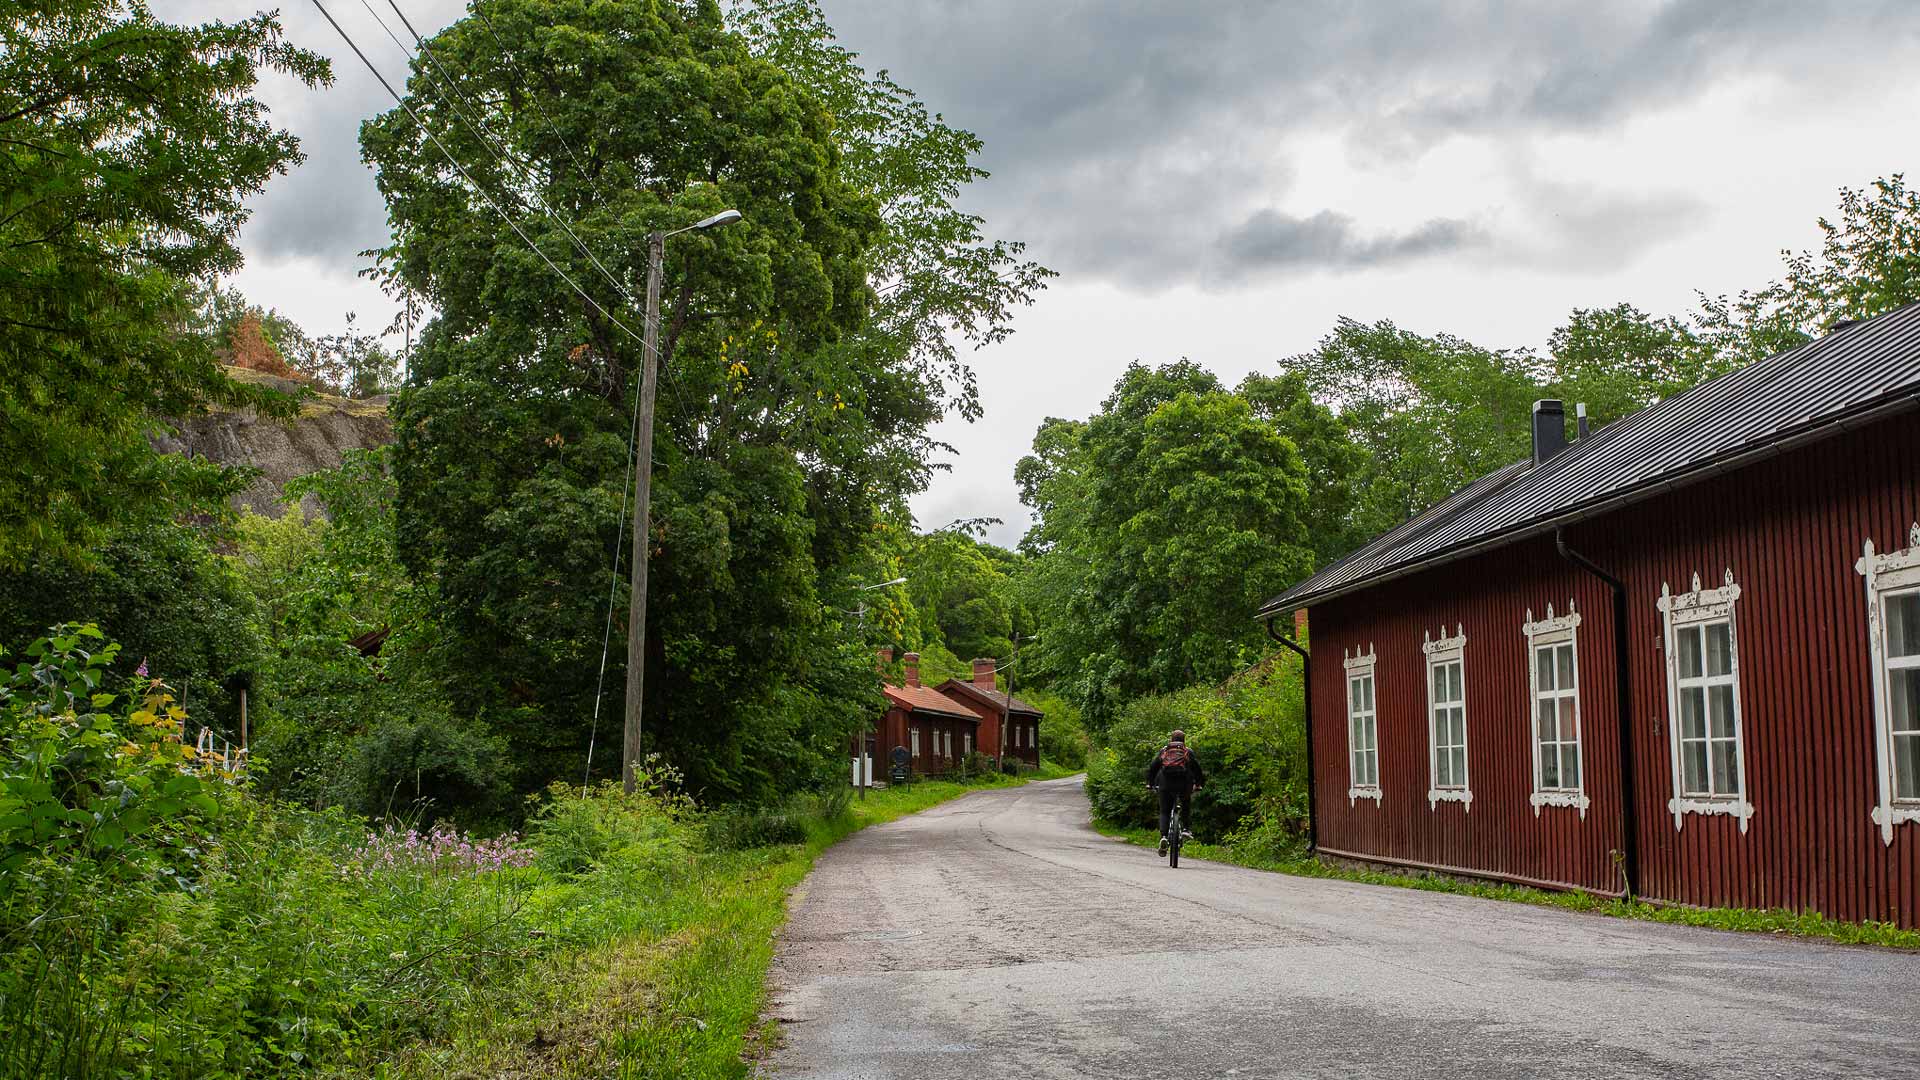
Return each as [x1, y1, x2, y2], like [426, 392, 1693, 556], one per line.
[902, 652, 921, 687]
[972, 657, 997, 690]
[876, 645, 894, 674]
[1293, 608, 1309, 639]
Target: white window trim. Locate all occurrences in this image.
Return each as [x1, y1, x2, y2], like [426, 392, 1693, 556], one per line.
[1658, 570, 1754, 833]
[1423, 625, 1472, 811]
[911, 728, 920, 757]
[1857, 522, 1920, 845]
[1344, 645, 1381, 805]
[1524, 601, 1590, 818]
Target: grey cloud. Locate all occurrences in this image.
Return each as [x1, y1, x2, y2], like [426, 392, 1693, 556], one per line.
[821, 0, 1913, 286]
[1219, 210, 1482, 274]
[158, 0, 466, 262]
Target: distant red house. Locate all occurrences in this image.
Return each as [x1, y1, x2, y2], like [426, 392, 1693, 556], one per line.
[939, 658, 1043, 767]
[1260, 302, 1920, 928]
[872, 650, 981, 776]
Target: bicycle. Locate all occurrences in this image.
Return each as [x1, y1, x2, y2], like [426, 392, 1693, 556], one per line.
[1166, 799, 1184, 868]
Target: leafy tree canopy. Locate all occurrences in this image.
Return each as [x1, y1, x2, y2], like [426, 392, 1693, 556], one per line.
[361, 0, 1037, 802]
[1015, 363, 1315, 727]
[0, 1, 325, 563]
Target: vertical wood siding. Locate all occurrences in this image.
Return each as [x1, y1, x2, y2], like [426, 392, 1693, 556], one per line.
[1308, 412, 1920, 927]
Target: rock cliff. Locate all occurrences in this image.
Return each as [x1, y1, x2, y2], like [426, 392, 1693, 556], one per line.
[153, 367, 394, 517]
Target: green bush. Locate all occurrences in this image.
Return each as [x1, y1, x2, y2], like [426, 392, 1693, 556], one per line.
[529, 771, 694, 875]
[702, 806, 806, 851]
[1024, 687, 1091, 769]
[0, 626, 547, 1077]
[1084, 659, 1308, 846]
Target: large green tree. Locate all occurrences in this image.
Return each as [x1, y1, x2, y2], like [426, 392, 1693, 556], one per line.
[1284, 319, 1542, 540]
[362, 0, 1034, 801]
[1015, 363, 1314, 727]
[0, 1, 324, 563]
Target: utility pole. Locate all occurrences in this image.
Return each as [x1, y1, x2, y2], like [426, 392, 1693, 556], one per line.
[999, 632, 1018, 771]
[848, 577, 905, 798]
[621, 231, 664, 794]
[619, 209, 744, 794]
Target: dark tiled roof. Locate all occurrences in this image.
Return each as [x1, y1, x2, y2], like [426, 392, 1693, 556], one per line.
[883, 684, 978, 720]
[939, 679, 1044, 716]
[1260, 300, 1920, 616]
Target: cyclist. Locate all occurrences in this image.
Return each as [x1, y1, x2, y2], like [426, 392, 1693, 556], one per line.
[1145, 729, 1205, 857]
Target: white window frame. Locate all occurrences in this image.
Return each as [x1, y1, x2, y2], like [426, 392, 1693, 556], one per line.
[943, 730, 952, 759]
[1659, 570, 1754, 832]
[1423, 625, 1472, 811]
[1344, 645, 1381, 805]
[911, 727, 920, 758]
[1524, 602, 1589, 817]
[1857, 523, 1920, 845]
[964, 732, 973, 757]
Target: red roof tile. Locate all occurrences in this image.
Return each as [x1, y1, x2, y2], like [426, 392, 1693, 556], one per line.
[883, 683, 979, 719]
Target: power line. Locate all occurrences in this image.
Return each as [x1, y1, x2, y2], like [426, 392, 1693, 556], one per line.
[466, 0, 596, 188]
[311, 0, 646, 349]
[359, 0, 704, 443]
[370, 0, 637, 319]
[313, 0, 657, 779]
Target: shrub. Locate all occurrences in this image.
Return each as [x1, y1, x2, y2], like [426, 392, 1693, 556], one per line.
[527, 770, 693, 876]
[1024, 687, 1091, 769]
[703, 805, 807, 851]
[1084, 658, 1307, 845]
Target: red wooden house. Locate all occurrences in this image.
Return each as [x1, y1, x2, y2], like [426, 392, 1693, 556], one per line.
[938, 658, 1044, 767]
[1260, 302, 1920, 928]
[873, 650, 981, 776]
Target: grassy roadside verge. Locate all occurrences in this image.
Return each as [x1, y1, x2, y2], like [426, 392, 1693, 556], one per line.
[377, 766, 1077, 1080]
[1093, 822, 1920, 950]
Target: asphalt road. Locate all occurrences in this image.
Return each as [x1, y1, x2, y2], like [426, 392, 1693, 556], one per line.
[761, 776, 1918, 1080]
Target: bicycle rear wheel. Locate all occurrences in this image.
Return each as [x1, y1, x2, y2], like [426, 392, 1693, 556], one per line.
[1168, 811, 1182, 868]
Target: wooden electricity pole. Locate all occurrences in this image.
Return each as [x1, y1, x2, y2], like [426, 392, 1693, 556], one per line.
[622, 230, 665, 794]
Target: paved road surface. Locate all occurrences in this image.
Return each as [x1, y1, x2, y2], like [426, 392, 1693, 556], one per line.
[762, 776, 1916, 1079]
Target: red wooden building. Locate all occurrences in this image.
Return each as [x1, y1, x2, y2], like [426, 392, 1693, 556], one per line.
[874, 650, 981, 776]
[1260, 302, 1920, 928]
[939, 658, 1044, 768]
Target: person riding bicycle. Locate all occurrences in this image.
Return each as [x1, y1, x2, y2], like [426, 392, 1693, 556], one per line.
[1145, 729, 1205, 857]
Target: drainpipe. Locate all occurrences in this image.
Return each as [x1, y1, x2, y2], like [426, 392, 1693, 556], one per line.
[1555, 530, 1640, 901]
[1264, 616, 1317, 853]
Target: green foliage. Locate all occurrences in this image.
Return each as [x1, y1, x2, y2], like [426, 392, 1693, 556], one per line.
[1023, 687, 1090, 769]
[0, 0, 323, 563]
[1544, 303, 1715, 426]
[0, 521, 261, 731]
[228, 450, 516, 823]
[1284, 318, 1543, 541]
[1084, 656, 1307, 846]
[0, 625, 228, 883]
[361, 0, 974, 803]
[728, 0, 1053, 423]
[1015, 363, 1318, 726]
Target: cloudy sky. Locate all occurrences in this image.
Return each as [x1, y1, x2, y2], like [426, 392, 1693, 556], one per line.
[189, 0, 1920, 549]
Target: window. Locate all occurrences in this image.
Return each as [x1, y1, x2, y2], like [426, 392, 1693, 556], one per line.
[1423, 626, 1472, 810]
[911, 727, 920, 758]
[1344, 645, 1380, 804]
[1858, 524, 1920, 845]
[943, 730, 952, 758]
[1659, 570, 1753, 832]
[964, 732, 973, 756]
[1524, 602, 1588, 817]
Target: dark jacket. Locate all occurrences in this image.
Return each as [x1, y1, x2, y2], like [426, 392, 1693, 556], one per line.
[1146, 742, 1205, 789]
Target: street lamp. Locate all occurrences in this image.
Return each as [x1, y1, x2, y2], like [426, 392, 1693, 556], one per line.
[851, 576, 906, 799]
[623, 208, 744, 794]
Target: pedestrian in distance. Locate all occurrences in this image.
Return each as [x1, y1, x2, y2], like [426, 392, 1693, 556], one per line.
[1145, 729, 1205, 857]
